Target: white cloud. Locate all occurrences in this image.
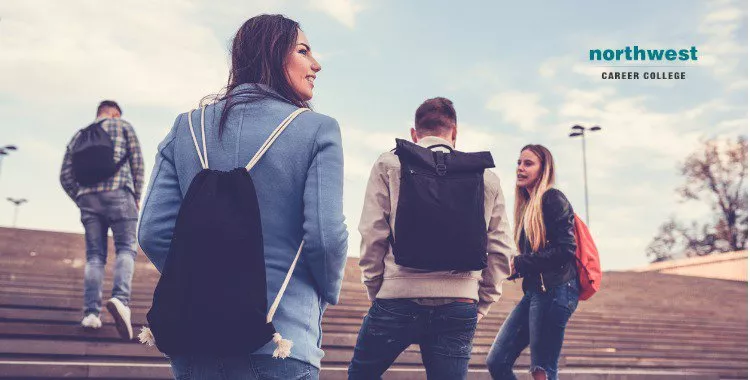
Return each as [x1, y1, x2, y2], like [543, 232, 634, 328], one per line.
[715, 118, 748, 130]
[341, 126, 399, 154]
[557, 87, 616, 118]
[696, 0, 747, 89]
[309, 0, 365, 29]
[341, 125, 402, 183]
[0, 1, 232, 110]
[538, 56, 577, 78]
[538, 61, 559, 78]
[456, 124, 500, 151]
[445, 63, 506, 92]
[554, 88, 733, 163]
[570, 59, 606, 78]
[486, 91, 549, 132]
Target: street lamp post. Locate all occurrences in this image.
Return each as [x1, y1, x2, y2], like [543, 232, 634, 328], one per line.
[0, 145, 18, 185]
[568, 125, 601, 226]
[7, 197, 27, 228]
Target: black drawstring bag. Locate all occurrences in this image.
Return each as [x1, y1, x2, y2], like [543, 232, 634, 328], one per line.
[392, 138, 495, 271]
[71, 120, 129, 186]
[140, 107, 308, 357]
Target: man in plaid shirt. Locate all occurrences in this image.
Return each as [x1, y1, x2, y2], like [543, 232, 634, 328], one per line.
[60, 100, 144, 340]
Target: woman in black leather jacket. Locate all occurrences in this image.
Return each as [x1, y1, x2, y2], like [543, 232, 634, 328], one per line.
[486, 144, 578, 380]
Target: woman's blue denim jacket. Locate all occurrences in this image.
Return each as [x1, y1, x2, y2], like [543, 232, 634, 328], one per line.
[138, 84, 348, 368]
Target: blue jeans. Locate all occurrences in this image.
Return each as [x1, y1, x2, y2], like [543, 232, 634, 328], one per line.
[486, 278, 579, 380]
[77, 189, 138, 316]
[348, 298, 478, 380]
[168, 354, 319, 380]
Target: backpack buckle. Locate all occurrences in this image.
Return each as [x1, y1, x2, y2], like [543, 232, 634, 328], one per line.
[436, 163, 447, 176]
[435, 151, 448, 176]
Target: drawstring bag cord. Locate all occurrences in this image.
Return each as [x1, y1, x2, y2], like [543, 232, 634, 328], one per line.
[138, 327, 155, 346]
[267, 241, 304, 358]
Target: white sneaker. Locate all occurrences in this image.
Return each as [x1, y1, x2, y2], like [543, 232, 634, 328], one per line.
[81, 314, 102, 329]
[106, 297, 133, 340]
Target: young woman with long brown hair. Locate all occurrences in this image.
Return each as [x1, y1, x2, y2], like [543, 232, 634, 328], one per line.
[485, 144, 578, 380]
[138, 14, 347, 380]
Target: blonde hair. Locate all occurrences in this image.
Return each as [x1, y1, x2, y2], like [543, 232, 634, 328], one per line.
[514, 144, 556, 252]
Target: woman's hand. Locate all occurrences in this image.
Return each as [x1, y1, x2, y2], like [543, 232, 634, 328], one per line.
[507, 256, 520, 281]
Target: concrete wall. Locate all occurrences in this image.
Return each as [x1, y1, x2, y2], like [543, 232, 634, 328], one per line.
[632, 250, 747, 282]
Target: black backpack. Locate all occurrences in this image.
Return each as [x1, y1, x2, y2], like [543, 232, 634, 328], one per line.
[392, 138, 495, 271]
[141, 106, 309, 357]
[70, 120, 129, 186]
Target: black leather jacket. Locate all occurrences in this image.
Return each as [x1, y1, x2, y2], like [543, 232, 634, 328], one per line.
[514, 188, 577, 293]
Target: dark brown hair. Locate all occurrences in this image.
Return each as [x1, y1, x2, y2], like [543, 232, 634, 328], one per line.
[216, 14, 310, 135]
[414, 97, 457, 136]
[97, 100, 121, 116]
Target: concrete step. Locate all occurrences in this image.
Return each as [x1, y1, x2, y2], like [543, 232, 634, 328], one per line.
[0, 321, 744, 357]
[0, 360, 723, 379]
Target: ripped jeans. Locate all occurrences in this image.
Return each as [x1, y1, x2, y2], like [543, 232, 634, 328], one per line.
[486, 278, 579, 380]
[347, 298, 478, 380]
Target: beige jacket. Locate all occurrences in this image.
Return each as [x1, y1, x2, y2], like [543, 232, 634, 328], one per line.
[358, 136, 514, 316]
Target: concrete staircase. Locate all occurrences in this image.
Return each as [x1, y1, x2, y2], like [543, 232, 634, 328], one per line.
[0, 227, 745, 379]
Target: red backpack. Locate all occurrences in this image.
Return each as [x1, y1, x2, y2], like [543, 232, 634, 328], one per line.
[572, 214, 601, 300]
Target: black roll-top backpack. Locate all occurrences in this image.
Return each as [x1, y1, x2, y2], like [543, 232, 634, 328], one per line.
[140, 106, 309, 357]
[71, 120, 129, 186]
[392, 138, 495, 271]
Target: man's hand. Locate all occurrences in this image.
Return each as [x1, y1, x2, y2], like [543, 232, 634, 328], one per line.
[477, 313, 484, 322]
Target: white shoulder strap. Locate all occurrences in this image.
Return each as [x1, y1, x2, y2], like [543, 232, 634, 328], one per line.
[246, 108, 309, 171]
[263, 108, 309, 323]
[267, 240, 304, 323]
[187, 106, 209, 169]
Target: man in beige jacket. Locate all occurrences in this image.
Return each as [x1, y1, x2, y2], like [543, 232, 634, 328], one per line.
[348, 97, 514, 380]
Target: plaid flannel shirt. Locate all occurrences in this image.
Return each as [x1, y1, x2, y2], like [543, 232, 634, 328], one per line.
[60, 117, 144, 203]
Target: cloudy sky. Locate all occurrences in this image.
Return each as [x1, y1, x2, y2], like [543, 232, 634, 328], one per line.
[0, 0, 746, 270]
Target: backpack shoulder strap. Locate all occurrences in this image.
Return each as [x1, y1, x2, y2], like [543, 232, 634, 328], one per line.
[245, 108, 309, 171]
[114, 148, 130, 170]
[187, 106, 209, 169]
[113, 123, 131, 170]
